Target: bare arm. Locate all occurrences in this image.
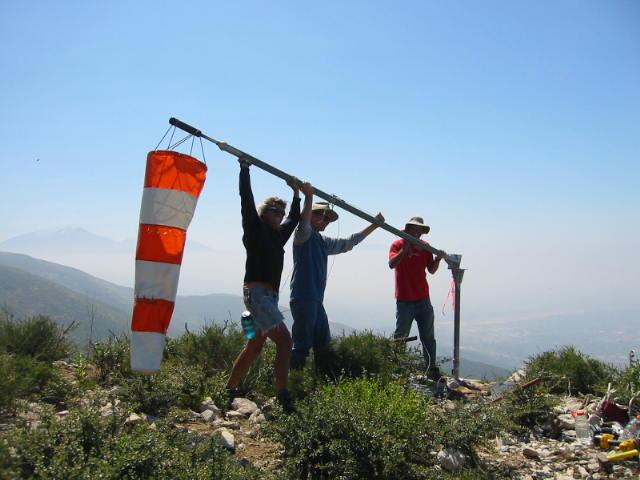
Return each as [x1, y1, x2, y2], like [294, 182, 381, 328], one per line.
[293, 182, 314, 245]
[360, 212, 384, 238]
[389, 241, 411, 269]
[427, 250, 446, 274]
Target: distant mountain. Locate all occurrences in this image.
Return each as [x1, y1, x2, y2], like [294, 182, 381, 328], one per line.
[0, 251, 132, 312]
[0, 251, 351, 340]
[0, 251, 512, 379]
[0, 227, 214, 255]
[0, 265, 128, 343]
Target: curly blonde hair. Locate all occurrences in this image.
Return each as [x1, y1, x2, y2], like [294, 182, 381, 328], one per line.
[257, 196, 287, 217]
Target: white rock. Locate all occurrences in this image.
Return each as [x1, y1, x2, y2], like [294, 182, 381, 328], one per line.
[436, 448, 467, 471]
[231, 398, 258, 416]
[125, 413, 144, 425]
[249, 410, 266, 424]
[201, 409, 221, 422]
[214, 420, 241, 430]
[213, 428, 235, 450]
[199, 397, 220, 414]
[225, 410, 245, 420]
[56, 410, 69, 417]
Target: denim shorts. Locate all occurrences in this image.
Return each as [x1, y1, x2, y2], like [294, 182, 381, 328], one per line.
[243, 286, 284, 334]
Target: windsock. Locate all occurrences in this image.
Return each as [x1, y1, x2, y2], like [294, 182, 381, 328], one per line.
[131, 150, 207, 373]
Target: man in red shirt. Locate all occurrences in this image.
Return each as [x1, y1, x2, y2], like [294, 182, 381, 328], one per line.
[389, 217, 446, 380]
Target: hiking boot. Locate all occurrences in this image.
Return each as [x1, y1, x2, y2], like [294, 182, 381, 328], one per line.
[225, 386, 242, 409]
[427, 367, 444, 381]
[276, 389, 295, 414]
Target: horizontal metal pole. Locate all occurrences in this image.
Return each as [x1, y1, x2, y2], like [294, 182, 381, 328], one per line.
[169, 117, 461, 265]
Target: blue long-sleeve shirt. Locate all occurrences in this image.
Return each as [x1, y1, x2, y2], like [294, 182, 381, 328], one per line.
[290, 220, 364, 301]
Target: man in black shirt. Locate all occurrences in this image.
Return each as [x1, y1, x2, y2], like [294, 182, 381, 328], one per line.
[226, 157, 312, 410]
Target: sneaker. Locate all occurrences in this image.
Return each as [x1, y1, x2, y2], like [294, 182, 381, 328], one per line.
[276, 389, 295, 414]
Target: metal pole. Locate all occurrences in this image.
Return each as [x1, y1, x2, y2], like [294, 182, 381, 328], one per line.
[168, 117, 468, 376]
[169, 117, 459, 263]
[450, 266, 465, 379]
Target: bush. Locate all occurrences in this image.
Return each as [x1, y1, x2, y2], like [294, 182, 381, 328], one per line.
[315, 331, 419, 382]
[495, 384, 559, 435]
[0, 315, 73, 362]
[91, 334, 131, 384]
[0, 353, 65, 412]
[0, 407, 261, 479]
[166, 322, 245, 374]
[121, 361, 227, 416]
[266, 378, 504, 479]
[610, 360, 640, 410]
[525, 346, 617, 395]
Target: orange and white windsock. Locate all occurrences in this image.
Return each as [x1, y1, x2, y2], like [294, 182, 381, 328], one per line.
[131, 150, 207, 373]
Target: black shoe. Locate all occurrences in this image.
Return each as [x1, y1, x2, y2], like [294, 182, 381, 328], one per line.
[276, 389, 295, 414]
[225, 386, 241, 409]
[427, 367, 444, 381]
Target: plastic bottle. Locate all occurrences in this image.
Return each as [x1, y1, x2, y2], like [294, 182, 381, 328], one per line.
[620, 415, 640, 440]
[573, 410, 591, 444]
[240, 311, 256, 340]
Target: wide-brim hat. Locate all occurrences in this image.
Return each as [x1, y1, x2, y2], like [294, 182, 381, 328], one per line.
[405, 216, 430, 234]
[312, 202, 339, 222]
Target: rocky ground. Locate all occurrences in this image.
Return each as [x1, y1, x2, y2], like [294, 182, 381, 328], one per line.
[4, 361, 639, 479]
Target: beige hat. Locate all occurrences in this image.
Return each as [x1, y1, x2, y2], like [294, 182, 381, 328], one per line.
[405, 216, 430, 234]
[311, 202, 339, 222]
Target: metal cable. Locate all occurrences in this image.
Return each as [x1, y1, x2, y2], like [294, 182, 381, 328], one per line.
[199, 137, 207, 165]
[154, 125, 173, 151]
[168, 134, 192, 150]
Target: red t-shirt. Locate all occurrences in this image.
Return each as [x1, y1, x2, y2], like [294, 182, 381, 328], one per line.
[389, 239, 434, 301]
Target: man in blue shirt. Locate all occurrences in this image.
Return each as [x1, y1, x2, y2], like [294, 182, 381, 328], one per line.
[289, 198, 384, 370]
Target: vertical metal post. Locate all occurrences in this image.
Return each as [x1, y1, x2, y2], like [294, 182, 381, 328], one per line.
[448, 257, 465, 380]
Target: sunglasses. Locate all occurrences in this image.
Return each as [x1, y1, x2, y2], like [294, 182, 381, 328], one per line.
[266, 206, 286, 216]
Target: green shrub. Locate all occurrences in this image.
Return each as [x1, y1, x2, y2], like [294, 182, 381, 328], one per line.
[493, 384, 559, 435]
[525, 346, 617, 395]
[91, 334, 131, 384]
[609, 360, 640, 411]
[0, 315, 73, 362]
[0, 353, 65, 412]
[121, 361, 227, 416]
[166, 322, 245, 374]
[0, 407, 261, 479]
[266, 378, 504, 479]
[314, 331, 419, 382]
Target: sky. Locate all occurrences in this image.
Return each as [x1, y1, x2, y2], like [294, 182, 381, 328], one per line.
[1, 1, 639, 341]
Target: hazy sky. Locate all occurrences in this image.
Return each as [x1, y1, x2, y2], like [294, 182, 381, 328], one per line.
[1, 1, 639, 333]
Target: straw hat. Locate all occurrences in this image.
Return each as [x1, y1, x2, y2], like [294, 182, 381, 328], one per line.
[405, 216, 430, 234]
[312, 202, 339, 222]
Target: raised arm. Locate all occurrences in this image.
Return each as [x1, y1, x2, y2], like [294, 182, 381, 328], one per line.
[293, 182, 314, 245]
[239, 158, 260, 230]
[280, 177, 302, 244]
[324, 213, 385, 255]
[360, 212, 384, 238]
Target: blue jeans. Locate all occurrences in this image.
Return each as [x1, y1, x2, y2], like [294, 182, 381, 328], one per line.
[290, 300, 331, 370]
[394, 298, 436, 370]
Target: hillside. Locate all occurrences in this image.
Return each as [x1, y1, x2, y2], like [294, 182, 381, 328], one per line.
[0, 251, 509, 379]
[0, 265, 128, 343]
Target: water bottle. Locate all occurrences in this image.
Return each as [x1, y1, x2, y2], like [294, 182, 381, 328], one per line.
[241, 311, 256, 340]
[620, 415, 640, 440]
[573, 410, 591, 444]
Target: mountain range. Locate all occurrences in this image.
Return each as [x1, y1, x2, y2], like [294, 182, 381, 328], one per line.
[0, 249, 510, 379]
